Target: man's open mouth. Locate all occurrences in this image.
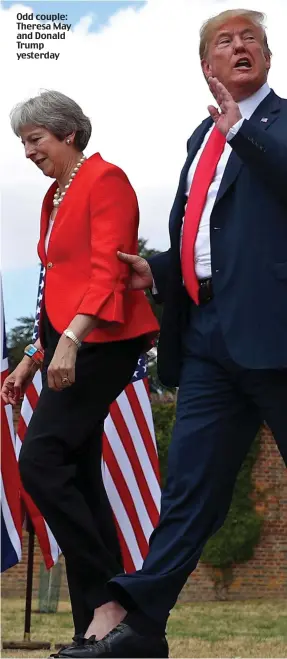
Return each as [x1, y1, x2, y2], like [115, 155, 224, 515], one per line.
[35, 158, 46, 166]
[234, 58, 252, 69]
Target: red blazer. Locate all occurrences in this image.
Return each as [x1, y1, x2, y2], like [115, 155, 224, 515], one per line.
[37, 153, 159, 344]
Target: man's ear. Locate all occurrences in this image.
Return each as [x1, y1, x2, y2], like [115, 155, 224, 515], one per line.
[201, 59, 212, 80]
[264, 53, 271, 74]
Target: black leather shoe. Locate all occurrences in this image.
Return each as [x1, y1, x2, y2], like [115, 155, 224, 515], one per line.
[52, 634, 93, 657]
[59, 623, 169, 658]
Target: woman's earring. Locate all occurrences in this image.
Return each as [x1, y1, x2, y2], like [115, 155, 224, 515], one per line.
[66, 138, 71, 145]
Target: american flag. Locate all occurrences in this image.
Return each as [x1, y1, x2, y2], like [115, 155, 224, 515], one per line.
[102, 354, 161, 570]
[1, 280, 22, 572]
[17, 266, 161, 571]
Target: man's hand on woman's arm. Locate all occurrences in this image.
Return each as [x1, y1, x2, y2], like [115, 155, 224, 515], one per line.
[117, 251, 153, 290]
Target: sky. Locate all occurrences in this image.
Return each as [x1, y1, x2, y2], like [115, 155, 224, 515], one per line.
[1, 0, 287, 330]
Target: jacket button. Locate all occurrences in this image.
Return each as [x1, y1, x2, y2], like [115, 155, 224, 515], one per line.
[47, 262, 53, 269]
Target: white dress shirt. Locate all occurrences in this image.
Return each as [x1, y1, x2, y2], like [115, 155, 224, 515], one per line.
[183, 82, 271, 279]
[45, 217, 54, 254]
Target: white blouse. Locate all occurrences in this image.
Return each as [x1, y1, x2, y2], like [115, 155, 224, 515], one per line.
[44, 217, 54, 254]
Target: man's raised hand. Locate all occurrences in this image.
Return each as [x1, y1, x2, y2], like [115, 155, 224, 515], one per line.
[208, 77, 242, 136]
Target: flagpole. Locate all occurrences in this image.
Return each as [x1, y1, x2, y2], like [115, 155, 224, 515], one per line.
[3, 517, 51, 653]
[24, 517, 35, 641]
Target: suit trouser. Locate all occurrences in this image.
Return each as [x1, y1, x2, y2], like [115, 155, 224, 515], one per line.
[110, 298, 287, 627]
[19, 312, 143, 634]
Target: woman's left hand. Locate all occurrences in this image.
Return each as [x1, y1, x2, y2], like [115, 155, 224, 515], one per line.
[47, 335, 78, 391]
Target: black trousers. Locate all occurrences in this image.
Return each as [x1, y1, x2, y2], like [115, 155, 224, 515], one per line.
[110, 298, 287, 627]
[19, 312, 143, 634]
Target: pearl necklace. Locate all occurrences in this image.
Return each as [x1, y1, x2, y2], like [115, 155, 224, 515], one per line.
[53, 155, 86, 207]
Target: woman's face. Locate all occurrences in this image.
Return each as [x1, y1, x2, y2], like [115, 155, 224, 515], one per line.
[19, 124, 72, 179]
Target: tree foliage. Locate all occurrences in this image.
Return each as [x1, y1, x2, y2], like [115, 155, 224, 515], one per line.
[7, 315, 35, 370]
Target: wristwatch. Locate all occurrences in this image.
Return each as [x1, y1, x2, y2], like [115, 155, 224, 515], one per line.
[24, 344, 44, 368]
[63, 329, 81, 348]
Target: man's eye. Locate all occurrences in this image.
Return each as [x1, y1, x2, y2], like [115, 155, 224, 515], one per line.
[219, 38, 230, 44]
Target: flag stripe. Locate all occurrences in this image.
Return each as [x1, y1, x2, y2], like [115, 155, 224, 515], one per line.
[101, 462, 142, 569]
[125, 382, 160, 480]
[19, 486, 55, 569]
[104, 414, 154, 540]
[115, 392, 161, 517]
[1, 405, 22, 535]
[116, 388, 160, 503]
[44, 520, 61, 565]
[107, 399, 159, 528]
[102, 436, 149, 557]
[17, 415, 27, 443]
[0, 484, 22, 560]
[114, 519, 136, 573]
[19, 395, 34, 430]
[26, 382, 40, 410]
[136, 379, 158, 449]
[1, 479, 22, 571]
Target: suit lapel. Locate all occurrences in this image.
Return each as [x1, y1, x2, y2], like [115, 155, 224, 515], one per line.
[213, 150, 242, 207]
[215, 90, 281, 206]
[183, 117, 213, 183]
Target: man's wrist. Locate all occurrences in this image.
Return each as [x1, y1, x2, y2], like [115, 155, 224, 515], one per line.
[226, 117, 244, 141]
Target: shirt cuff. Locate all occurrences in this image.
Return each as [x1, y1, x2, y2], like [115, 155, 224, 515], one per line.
[151, 279, 158, 295]
[226, 117, 244, 142]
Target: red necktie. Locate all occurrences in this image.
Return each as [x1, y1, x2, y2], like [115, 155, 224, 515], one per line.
[181, 126, 226, 304]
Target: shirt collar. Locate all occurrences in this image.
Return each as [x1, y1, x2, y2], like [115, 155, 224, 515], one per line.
[238, 82, 271, 120]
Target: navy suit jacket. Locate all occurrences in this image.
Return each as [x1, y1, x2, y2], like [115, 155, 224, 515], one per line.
[149, 90, 287, 387]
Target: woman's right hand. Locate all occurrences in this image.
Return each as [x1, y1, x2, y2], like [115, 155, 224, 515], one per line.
[117, 251, 153, 290]
[1, 357, 38, 406]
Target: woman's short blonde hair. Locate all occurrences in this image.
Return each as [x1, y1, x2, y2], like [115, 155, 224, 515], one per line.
[199, 9, 272, 60]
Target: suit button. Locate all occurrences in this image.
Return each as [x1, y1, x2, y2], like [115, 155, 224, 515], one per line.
[47, 262, 53, 269]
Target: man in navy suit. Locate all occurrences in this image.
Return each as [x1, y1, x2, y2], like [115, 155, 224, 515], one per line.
[60, 8, 287, 659]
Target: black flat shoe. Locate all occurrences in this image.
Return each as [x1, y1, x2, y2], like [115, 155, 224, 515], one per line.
[50, 633, 86, 657]
[59, 623, 168, 658]
[57, 636, 97, 659]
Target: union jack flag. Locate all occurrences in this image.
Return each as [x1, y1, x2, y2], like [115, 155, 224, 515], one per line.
[1, 279, 22, 572]
[18, 266, 161, 571]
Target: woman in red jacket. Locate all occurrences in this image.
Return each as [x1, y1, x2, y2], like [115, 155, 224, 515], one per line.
[2, 90, 159, 650]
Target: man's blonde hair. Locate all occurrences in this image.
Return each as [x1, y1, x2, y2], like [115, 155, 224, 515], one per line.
[199, 9, 272, 60]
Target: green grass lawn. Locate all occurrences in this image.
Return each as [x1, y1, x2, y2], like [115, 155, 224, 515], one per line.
[1, 598, 287, 658]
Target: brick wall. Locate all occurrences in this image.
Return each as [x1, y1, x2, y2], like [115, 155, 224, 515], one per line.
[181, 425, 287, 601]
[2, 426, 286, 601]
